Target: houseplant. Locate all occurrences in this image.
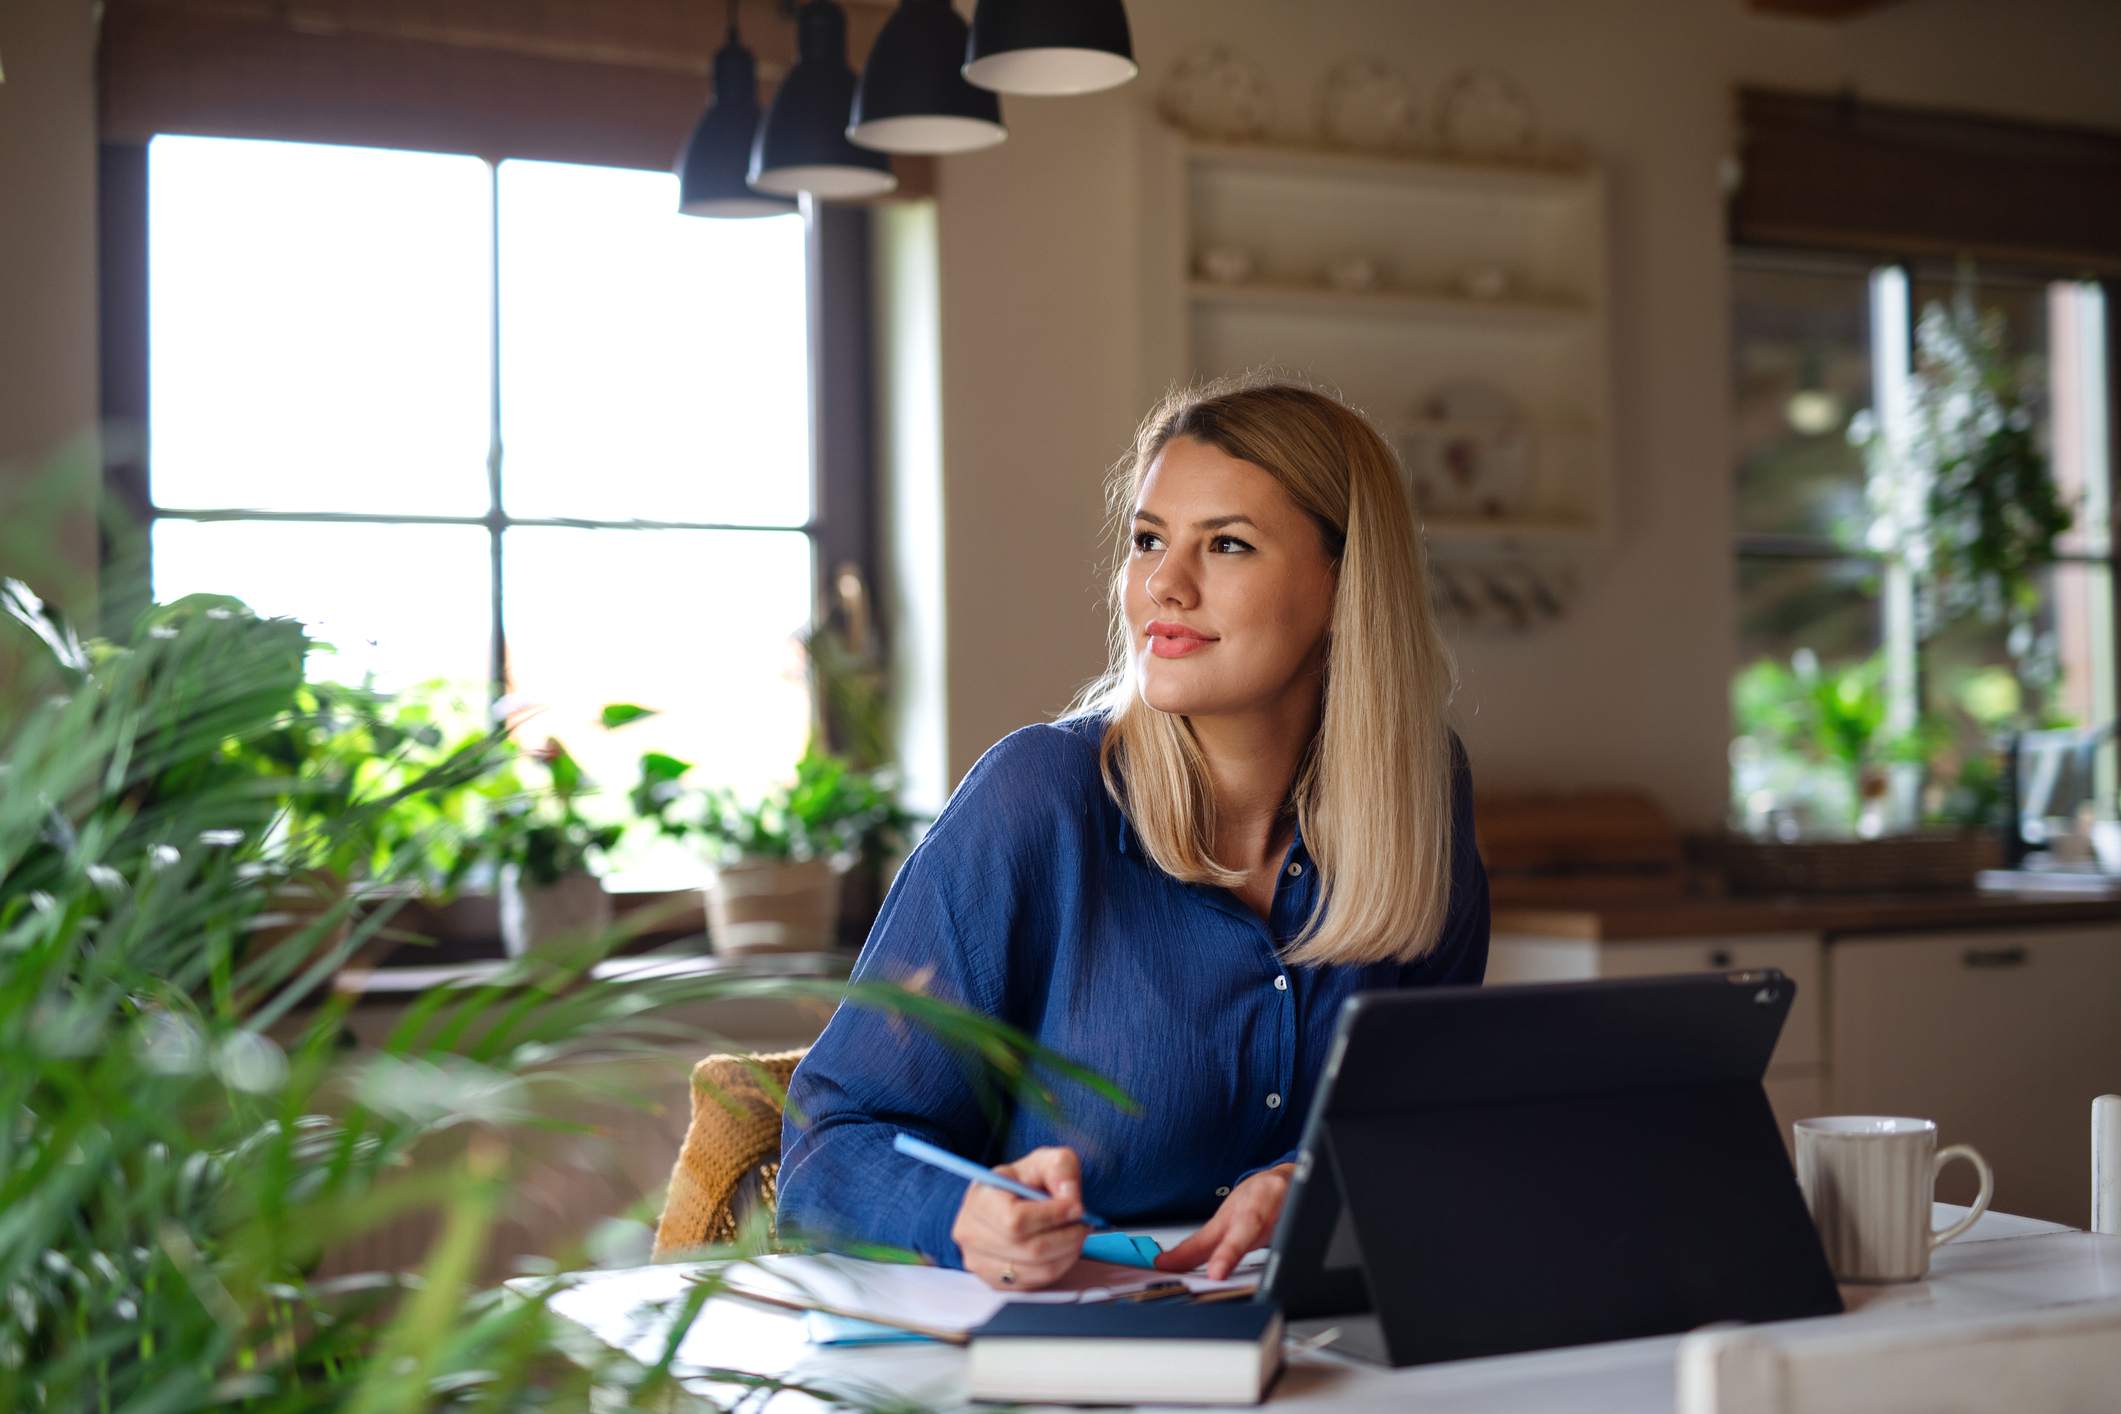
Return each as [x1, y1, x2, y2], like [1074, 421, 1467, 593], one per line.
[633, 742, 916, 956]
[0, 568, 1127, 1408]
[485, 737, 626, 959]
[1731, 648, 1932, 839]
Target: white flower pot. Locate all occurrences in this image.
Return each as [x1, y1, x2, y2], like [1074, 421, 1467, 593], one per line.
[499, 866, 613, 958]
[704, 856, 844, 956]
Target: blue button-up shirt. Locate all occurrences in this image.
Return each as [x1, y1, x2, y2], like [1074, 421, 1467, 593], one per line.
[777, 712, 1489, 1268]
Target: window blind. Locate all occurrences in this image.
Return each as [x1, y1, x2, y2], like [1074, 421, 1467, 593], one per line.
[1731, 87, 2121, 278]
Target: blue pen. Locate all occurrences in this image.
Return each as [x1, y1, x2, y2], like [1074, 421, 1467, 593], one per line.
[891, 1132, 1113, 1229]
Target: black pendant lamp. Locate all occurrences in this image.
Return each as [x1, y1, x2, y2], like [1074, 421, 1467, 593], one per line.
[750, 0, 898, 199]
[850, 0, 1006, 154]
[678, 8, 798, 218]
[962, 0, 1137, 97]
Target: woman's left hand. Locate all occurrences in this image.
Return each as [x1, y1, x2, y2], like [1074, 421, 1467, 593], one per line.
[1151, 1162, 1295, 1281]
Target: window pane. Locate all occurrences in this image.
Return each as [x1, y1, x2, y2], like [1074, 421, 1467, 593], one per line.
[1731, 556, 1885, 833]
[1737, 556, 1883, 666]
[151, 520, 492, 693]
[148, 137, 492, 516]
[500, 527, 813, 888]
[1731, 259, 1876, 542]
[497, 161, 811, 527]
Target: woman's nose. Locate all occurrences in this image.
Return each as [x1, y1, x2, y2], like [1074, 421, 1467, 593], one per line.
[1145, 553, 1198, 608]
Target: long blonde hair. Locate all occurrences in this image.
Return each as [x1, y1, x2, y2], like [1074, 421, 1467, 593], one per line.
[1068, 373, 1460, 967]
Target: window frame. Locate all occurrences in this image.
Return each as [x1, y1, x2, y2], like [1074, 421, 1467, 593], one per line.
[1731, 242, 2121, 818]
[95, 138, 880, 703]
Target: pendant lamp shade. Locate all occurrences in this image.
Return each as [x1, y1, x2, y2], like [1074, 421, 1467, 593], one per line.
[679, 38, 798, 217]
[962, 0, 1137, 97]
[750, 0, 898, 199]
[850, 0, 1006, 154]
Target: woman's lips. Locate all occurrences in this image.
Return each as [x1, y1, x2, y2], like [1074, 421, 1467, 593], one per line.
[1145, 624, 1216, 659]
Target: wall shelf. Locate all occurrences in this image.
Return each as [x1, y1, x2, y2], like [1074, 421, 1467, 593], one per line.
[1187, 279, 1592, 334]
[1182, 137, 1596, 202]
[1141, 117, 1619, 567]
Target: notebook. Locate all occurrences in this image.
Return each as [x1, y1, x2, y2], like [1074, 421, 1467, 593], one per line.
[966, 1300, 1284, 1405]
[708, 1251, 1255, 1342]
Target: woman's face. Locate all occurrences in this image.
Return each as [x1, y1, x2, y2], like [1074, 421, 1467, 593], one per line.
[1125, 435, 1339, 720]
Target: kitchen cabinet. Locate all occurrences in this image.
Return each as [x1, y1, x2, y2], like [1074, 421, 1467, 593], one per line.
[1493, 917, 2121, 1221]
[1827, 924, 2121, 1226]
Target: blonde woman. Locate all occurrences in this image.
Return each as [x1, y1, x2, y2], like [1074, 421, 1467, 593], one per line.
[777, 377, 1488, 1291]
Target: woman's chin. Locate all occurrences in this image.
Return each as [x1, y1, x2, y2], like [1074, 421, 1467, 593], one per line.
[1136, 667, 1217, 717]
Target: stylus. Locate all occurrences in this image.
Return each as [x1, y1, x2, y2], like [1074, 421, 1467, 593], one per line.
[891, 1132, 1114, 1229]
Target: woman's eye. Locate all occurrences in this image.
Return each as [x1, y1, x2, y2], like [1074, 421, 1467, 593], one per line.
[1132, 531, 1162, 552]
[1212, 535, 1254, 553]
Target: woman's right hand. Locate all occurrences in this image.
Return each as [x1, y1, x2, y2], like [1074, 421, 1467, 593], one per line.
[950, 1145, 1090, 1290]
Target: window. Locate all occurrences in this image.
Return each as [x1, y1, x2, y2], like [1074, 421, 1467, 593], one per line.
[144, 136, 818, 885]
[1731, 251, 2114, 837]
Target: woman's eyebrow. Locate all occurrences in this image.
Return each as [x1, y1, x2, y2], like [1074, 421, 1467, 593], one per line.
[1132, 511, 1259, 531]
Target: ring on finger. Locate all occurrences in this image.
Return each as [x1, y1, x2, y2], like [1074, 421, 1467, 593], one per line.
[1001, 1263, 1017, 1286]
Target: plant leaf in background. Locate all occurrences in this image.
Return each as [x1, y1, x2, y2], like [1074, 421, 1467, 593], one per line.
[1853, 258, 2075, 708]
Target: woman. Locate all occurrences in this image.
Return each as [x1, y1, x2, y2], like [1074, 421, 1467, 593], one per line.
[776, 376, 1489, 1290]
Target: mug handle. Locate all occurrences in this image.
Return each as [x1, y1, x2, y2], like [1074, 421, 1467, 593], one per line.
[1929, 1144, 1995, 1249]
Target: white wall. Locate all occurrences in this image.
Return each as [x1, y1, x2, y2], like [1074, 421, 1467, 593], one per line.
[925, 0, 2121, 826]
[0, 0, 99, 632]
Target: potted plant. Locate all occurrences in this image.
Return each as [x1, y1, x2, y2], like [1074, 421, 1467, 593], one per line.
[1731, 648, 1941, 839]
[488, 737, 625, 958]
[633, 744, 915, 956]
[261, 673, 505, 960]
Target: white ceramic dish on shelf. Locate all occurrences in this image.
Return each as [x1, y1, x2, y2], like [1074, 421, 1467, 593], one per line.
[1158, 45, 1274, 142]
[1435, 67, 1539, 162]
[1317, 58, 1423, 154]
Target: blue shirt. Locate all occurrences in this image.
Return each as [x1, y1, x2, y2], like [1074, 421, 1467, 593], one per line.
[776, 713, 1489, 1268]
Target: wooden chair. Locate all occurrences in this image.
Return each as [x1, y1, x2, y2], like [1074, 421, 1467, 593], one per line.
[652, 1048, 807, 1260]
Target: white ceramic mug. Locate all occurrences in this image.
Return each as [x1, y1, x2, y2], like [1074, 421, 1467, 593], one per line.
[1793, 1116, 1994, 1282]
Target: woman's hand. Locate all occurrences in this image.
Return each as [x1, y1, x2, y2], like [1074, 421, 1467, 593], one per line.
[1152, 1162, 1295, 1281]
[950, 1145, 1090, 1291]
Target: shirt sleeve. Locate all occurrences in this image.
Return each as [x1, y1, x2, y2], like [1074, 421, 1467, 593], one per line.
[775, 729, 1071, 1268]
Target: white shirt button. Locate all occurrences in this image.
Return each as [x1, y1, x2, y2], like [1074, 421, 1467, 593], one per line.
[1273, 974, 1289, 991]
[1286, 862, 1303, 877]
[1215, 1185, 1231, 1198]
[1265, 1093, 1282, 1109]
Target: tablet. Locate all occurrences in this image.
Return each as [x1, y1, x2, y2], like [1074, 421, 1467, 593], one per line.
[1259, 970, 1843, 1367]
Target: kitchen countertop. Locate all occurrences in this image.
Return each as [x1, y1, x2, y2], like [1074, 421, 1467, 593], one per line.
[1491, 889, 2121, 941]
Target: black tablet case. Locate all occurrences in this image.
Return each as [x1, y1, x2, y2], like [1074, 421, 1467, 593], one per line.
[1260, 971, 1844, 1367]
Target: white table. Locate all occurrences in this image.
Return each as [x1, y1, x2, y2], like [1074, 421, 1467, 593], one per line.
[533, 1207, 2121, 1412]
